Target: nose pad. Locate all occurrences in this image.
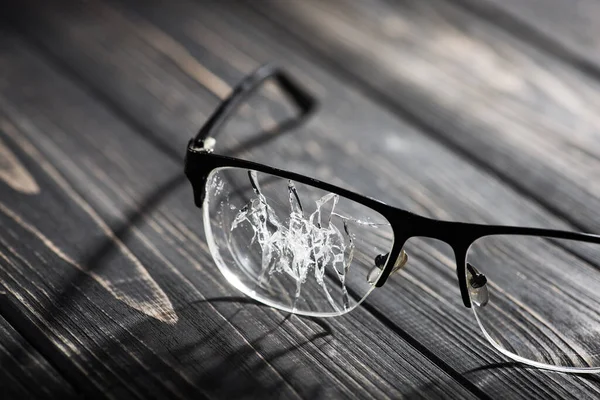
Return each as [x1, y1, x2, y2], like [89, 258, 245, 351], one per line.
[367, 249, 409, 284]
[466, 262, 489, 307]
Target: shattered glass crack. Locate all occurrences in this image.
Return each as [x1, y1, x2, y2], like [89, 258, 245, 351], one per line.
[229, 170, 379, 312]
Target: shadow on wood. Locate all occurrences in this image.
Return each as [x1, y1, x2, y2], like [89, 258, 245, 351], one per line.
[51, 101, 314, 322]
[0, 114, 325, 398]
[0, 291, 332, 398]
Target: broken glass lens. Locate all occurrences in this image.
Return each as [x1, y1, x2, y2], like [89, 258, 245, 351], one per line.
[203, 167, 395, 316]
[467, 235, 600, 369]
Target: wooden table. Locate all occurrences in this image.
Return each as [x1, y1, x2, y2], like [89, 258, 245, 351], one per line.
[2, 0, 600, 398]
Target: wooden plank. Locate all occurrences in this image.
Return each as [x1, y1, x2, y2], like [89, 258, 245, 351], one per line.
[450, 0, 600, 77]
[9, 0, 600, 397]
[0, 309, 77, 399]
[0, 31, 480, 399]
[249, 0, 600, 235]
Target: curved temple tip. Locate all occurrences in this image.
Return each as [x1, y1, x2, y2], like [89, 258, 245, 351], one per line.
[191, 64, 319, 146]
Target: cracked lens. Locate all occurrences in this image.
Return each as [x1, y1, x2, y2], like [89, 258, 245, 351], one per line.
[231, 170, 357, 312]
[204, 167, 394, 316]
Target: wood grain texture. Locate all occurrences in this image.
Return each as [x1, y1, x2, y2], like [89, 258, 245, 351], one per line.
[450, 0, 600, 76]
[251, 0, 600, 236]
[0, 311, 77, 399]
[6, 0, 600, 398]
[0, 28, 482, 399]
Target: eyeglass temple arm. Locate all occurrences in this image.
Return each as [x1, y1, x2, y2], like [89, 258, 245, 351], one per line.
[192, 64, 318, 147]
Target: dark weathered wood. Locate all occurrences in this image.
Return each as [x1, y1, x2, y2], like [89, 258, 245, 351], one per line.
[0, 29, 483, 399]
[251, 0, 600, 235]
[7, 0, 600, 398]
[0, 309, 77, 399]
[450, 0, 600, 77]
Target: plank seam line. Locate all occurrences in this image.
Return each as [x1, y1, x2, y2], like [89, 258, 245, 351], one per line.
[408, 253, 575, 398]
[3, 7, 589, 397]
[5, 22, 185, 165]
[0, 290, 98, 399]
[360, 301, 491, 400]
[244, 3, 590, 236]
[445, 0, 600, 84]
[239, 4, 600, 394]
[10, 6, 585, 396]
[2, 24, 303, 400]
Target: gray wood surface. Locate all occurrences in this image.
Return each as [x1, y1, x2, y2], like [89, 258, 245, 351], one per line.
[2, 0, 600, 398]
[452, 0, 600, 77]
[0, 22, 477, 400]
[0, 309, 77, 399]
[253, 0, 600, 233]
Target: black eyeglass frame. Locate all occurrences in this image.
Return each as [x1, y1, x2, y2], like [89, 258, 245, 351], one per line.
[184, 64, 600, 309]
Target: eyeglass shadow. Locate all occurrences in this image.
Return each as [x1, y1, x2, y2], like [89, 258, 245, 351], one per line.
[9, 115, 315, 395]
[47, 103, 310, 319]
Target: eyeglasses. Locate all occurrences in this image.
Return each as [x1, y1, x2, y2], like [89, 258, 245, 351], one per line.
[185, 65, 600, 374]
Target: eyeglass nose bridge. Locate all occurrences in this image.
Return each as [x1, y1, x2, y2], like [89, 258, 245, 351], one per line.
[367, 249, 409, 284]
[466, 262, 489, 307]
